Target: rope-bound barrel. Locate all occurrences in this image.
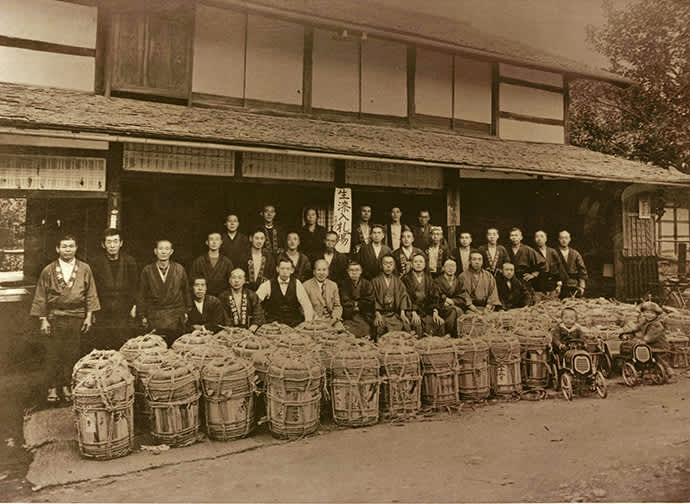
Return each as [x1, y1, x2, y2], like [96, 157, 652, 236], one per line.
[210, 327, 254, 349]
[171, 329, 215, 354]
[515, 329, 552, 393]
[378, 331, 416, 347]
[177, 343, 232, 371]
[415, 336, 460, 409]
[72, 350, 129, 386]
[458, 314, 489, 339]
[276, 332, 317, 353]
[265, 349, 323, 439]
[377, 341, 421, 419]
[256, 322, 293, 343]
[455, 337, 490, 401]
[200, 355, 256, 441]
[232, 334, 273, 361]
[667, 332, 690, 368]
[485, 330, 522, 398]
[119, 333, 167, 364]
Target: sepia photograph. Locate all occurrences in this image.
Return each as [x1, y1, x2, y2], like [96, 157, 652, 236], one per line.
[0, 0, 688, 502]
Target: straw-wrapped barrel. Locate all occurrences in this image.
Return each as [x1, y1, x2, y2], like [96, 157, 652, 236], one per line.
[200, 355, 256, 440]
[455, 338, 490, 401]
[377, 342, 421, 418]
[209, 327, 253, 349]
[266, 349, 323, 439]
[458, 315, 489, 339]
[179, 344, 232, 371]
[143, 354, 201, 447]
[72, 362, 134, 460]
[256, 322, 293, 343]
[378, 331, 416, 346]
[667, 332, 689, 368]
[415, 336, 460, 409]
[130, 349, 176, 425]
[171, 329, 214, 354]
[72, 350, 129, 385]
[329, 341, 380, 427]
[485, 332, 522, 398]
[295, 319, 341, 343]
[119, 333, 167, 363]
[516, 329, 552, 391]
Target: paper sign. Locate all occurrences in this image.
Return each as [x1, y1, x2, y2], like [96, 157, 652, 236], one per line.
[333, 187, 352, 254]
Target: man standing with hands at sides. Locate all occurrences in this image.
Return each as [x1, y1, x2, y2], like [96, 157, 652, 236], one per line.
[402, 253, 444, 337]
[219, 214, 248, 268]
[245, 229, 276, 291]
[138, 239, 191, 346]
[371, 254, 412, 341]
[426, 226, 450, 277]
[31, 234, 100, 404]
[256, 257, 314, 327]
[300, 207, 326, 264]
[507, 227, 546, 300]
[303, 259, 343, 323]
[359, 224, 393, 280]
[557, 230, 588, 298]
[219, 268, 264, 332]
[393, 229, 425, 277]
[412, 209, 433, 250]
[458, 251, 501, 313]
[351, 205, 373, 254]
[187, 276, 224, 333]
[433, 258, 464, 337]
[495, 262, 530, 310]
[316, 231, 349, 286]
[284, 231, 312, 282]
[190, 231, 234, 297]
[479, 228, 510, 277]
[451, 231, 474, 274]
[533, 230, 565, 302]
[259, 204, 286, 257]
[384, 207, 409, 251]
[340, 261, 375, 338]
[90, 228, 137, 351]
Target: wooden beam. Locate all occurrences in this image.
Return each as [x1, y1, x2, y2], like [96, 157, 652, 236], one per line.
[498, 76, 564, 94]
[499, 110, 565, 127]
[186, 2, 197, 107]
[334, 159, 346, 186]
[0, 190, 107, 199]
[563, 77, 570, 144]
[0, 35, 95, 57]
[491, 63, 499, 137]
[234, 151, 243, 179]
[106, 142, 123, 229]
[406, 45, 416, 125]
[302, 27, 314, 113]
[443, 167, 460, 247]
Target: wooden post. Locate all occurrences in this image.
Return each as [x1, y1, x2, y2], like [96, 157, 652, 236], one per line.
[444, 168, 460, 248]
[563, 77, 570, 145]
[106, 143, 123, 229]
[406, 45, 416, 127]
[491, 63, 500, 137]
[613, 187, 626, 300]
[302, 27, 314, 114]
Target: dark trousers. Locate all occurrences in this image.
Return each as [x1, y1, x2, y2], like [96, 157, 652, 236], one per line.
[46, 316, 82, 389]
[89, 316, 134, 352]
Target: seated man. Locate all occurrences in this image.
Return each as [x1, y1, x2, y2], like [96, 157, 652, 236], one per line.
[340, 261, 375, 338]
[256, 256, 314, 327]
[551, 307, 585, 360]
[371, 254, 412, 341]
[433, 258, 463, 337]
[402, 253, 444, 337]
[495, 262, 530, 310]
[457, 251, 501, 313]
[219, 268, 264, 332]
[303, 259, 343, 322]
[187, 276, 224, 333]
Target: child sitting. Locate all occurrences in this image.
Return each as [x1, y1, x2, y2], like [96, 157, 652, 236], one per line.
[620, 301, 672, 377]
[551, 307, 585, 358]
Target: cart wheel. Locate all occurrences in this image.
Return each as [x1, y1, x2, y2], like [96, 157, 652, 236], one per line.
[621, 362, 638, 387]
[599, 352, 613, 379]
[551, 363, 560, 391]
[560, 372, 573, 401]
[594, 371, 608, 398]
[651, 361, 669, 385]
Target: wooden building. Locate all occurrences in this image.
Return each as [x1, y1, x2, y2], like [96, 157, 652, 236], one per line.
[1, 0, 689, 316]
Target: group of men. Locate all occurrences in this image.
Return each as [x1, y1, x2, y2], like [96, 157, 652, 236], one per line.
[30, 203, 588, 403]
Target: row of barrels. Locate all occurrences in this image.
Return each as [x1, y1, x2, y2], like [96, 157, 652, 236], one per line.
[70, 318, 556, 461]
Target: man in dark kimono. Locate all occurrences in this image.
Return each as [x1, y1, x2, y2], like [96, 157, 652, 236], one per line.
[402, 253, 444, 337]
[392, 229, 425, 277]
[411, 209, 433, 250]
[31, 234, 100, 403]
[190, 231, 234, 297]
[478, 228, 510, 277]
[433, 258, 464, 337]
[557, 230, 588, 298]
[340, 261, 375, 338]
[260, 204, 286, 258]
[256, 257, 314, 327]
[219, 268, 264, 332]
[358, 225, 393, 280]
[533, 230, 566, 302]
[284, 231, 312, 282]
[450, 231, 475, 275]
[90, 228, 137, 351]
[507, 227, 546, 300]
[244, 229, 276, 291]
[458, 252, 501, 313]
[495, 262, 530, 310]
[426, 226, 450, 277]
[138, 239, 191, 346]
[383, 207, 410, 251]
[351, 205, 373, 255]
[371, 254, 412, 341]
[187, 276, 224, 332]
[299, 207, 326, 264]
[316, 231, 349, 286]
[220, 214, 249, 268]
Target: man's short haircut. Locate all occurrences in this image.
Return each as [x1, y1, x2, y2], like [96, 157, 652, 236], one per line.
[443, 258, 457, 266]
[380, 253, 395, 263]
[459, 231, 472, 239]
[411, 252, 427, 262]
[252, 228, 267, 238]
[487, 227, 499, 234]
[325, 230, 339, 239]
[348, 260, 362, 269]
[359, 204, 372, 210]
[230, 267, 246, 277]
[502, 261, 515, 268]
[561, 307, 578, 319]
[535, 230, 547, 238]
[277, 256, 294, 267]
[225, 213, 239, 222]
[303, 207, 319, 220]
[57, 233, 78, 247]
[262, 204, 276, 213]
[102, 228, 121, 241]
[286, 230, 300, 239]
[470, 251, 483, 258]
[402, 228, 414, 236]
[207, 231, 222, 239]
[155, 238, 173, 248]
[510, 227, 522, 234]
[313, 258, 328, 269]
[559, 230, 571, 237]
[371, 224, 385, 232]
[418, 209, 430, 216]
[191, 275, 207, 285]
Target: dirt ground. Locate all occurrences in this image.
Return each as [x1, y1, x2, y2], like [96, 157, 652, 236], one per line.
[8, 372, 689, 503]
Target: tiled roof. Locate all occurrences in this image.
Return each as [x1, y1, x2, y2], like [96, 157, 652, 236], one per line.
[229, 0, 631, 85]
[0, 83, 687, 186]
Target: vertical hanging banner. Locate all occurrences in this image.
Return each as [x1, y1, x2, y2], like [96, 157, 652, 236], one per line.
[333, 187, 352, 253]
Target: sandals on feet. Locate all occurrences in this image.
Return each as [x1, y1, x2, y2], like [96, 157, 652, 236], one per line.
[61, 386, 73, 403]
[47, 388, 59, 404]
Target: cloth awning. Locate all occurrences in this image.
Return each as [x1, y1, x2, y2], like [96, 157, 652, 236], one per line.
[1, 83, 688, 187]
